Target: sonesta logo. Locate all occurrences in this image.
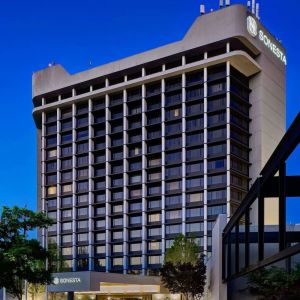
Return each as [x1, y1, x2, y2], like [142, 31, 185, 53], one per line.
[246, 16, 287, 65]
[53, 277, 81, 285]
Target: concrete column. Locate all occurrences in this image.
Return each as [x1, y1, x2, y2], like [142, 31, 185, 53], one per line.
[67, 292, 74, 300]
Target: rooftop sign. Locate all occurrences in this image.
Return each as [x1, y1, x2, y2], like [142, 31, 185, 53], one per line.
[247, 16, 287, 65]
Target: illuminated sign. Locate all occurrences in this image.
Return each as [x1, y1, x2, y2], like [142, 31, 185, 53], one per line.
[53, 277, 81, 285]
[247, 16, 287, 65]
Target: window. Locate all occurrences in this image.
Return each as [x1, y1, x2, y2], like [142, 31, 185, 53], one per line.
[61, 209, 72, 219]
[112, 231, 123, 240]
[112, 177, 123, 187]
[208, 128, 226, 141]
[112, 218, 123, 227]
[207, 174, 226, 186]
[165, 180, 181, 192]
[47, 186, 57, 196]
[77, 246, 88, 255]
[186, 148, 203, 161]
[165, 210, 181, 220]
[208, 113, 226, 126]
[77, 207, 88, 217]
[61, 171, 72, 182]
[186, 132, 203, 146]
[148, 172, 161, 181]
[165, 239, 174, 249]
[165, 108, 181, 120]
[165, 122, 182, 135]
[77, 142, 89, 154]
[129, 229, 142, 239]
[61, 145, 72, 157]
[130, 188, 142, 198]
[148, 213, 160, 223]
[186, 207, 204, 218]
[130, 215, 142, 225]
[165, 195, 181, 206]
[95, 258, 106, 268]
[62, 184, 72, 194]
[77, 168, 88, 179]
[129, 174, 142, 185]
[95, 245, 105, 255]
[207, 205, 227, 215]
[62, 222, 72, 231]
[148, 200, 161, 209]
[112, 244, 123, 253]
[208, 159, 226, 170]
[61, 247, 72, 256]
[148, 241, 161, 251]
[47, 199, 57, 208]
[95, 232, 105, 242]
[208, 144, 226, 156]
[207, 189, 226, 202]
[61, 132, 72, 144]
[77, 116, 88, 127]
[112, 258, 123, 267]
[166, 224, 182, 234]
[48, 223, 57, 232]
[47, 211, 57, 220]
[165, 151, 181, 164]
[129, 161, 142, 171]
[95, 219, 105, 229]
[129, 202, 142, 212]
[95, 206, 105, 216]
[95, 193, 105, 203]
[112, 204, 123, 214]
[129, 243, 142, 253]
[148, 185, 161, 196]
[148, 256, 161, 265]
[130, 257, 142, 266]
[186, 193, 203, 203]
[62, 235, 72, 244]
[148, 227, 161, 237]
[77, 181, 88, 192]
[165, 137, 181, 150]
[47, 149, 57, 159]
[186, 162, 203, 175]
[148, 158, 161, 167]
[77, 155, 88, 167]
[165, 166, 182, 179]
[77, 194, 88, 204]
[46, 136, 57, 147]
[186, 177, 204, 189]
[77, 220, 88, 230]
[61, 196, 72, 207]
[61, 158, 72, 169]
[111, 150, 123, 160]
[77, 129, 89, 140]
[186, 222, 203, 233]
[186, 118, 203, 131]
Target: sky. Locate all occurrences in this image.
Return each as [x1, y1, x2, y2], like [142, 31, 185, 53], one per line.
[0, 0, 299, 223]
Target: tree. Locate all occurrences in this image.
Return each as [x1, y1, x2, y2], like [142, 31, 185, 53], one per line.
[0, 206, 55, 300]
[247, 264, 300, 300]
[28, 283, 45, 300]
[160, 234, 206, 300]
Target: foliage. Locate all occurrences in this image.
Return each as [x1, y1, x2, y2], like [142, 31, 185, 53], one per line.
[161, 234, 206, 300]
[248, 264, 300, 300]
[0, 206, 55, 300]
[164, 234, 199, 266]
[28, 283, 45, 300]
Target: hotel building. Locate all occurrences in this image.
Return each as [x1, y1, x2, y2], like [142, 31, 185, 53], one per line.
[32, 2, 286, 298]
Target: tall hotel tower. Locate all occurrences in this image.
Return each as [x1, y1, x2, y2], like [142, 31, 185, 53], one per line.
[32, 3, 286, 295]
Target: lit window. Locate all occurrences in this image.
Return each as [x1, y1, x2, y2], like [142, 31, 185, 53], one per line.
[148, 255, 161, 265]
[62, 184, 72, 193]
[47, 149, 57, 159]
[112, 258, 123, 267]
[148, 241, 161, 251]
[130, 256, 142, 266]
[148, 213, 161, 223]
[47, 186, 57, 196]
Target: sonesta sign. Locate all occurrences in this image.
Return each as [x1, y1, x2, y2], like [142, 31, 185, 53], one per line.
[53, 277, 81, 285]
[247, 16, 287, 65]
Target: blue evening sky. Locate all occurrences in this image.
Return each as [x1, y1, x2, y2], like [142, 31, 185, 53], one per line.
[0, 0, 299, 223]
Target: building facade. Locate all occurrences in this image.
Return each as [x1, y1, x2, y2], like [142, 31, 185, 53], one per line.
[32, 3, 286, 296]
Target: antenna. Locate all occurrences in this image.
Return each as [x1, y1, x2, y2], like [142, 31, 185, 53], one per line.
[219, 0, 224, 8]
[200, 4, 205, 15]
[252, 0, 256, 14]
[256, 3, 260, 19]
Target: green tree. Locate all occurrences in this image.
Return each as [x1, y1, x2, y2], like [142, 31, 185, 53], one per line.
[28, 283, 45, 300]
[248, 264, 300, 300]
[161, 234, 206, 300]
[0, 206, 55, 300]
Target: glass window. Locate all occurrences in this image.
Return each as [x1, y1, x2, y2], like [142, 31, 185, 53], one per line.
[61, 209, 72, 219]
[77, 142, 89, 153]
[112, 258, 123, 267]
[186, 193, 203, 203]
[61, 247, 72, 256]
[61, 158, 72, 169]
[62, 184, 72, 194]
[47, 186, 57, 196]
[48, 223, 57, 232]
[165, 210, 181, 220]
[129, 256, 142, 266]
[77, 207, 88, 217]
[77, 220, 88, 230]
[47, 199, 57, 208]
[148, 227, 161, 237]
[208, 159, 226, 170]
[112, 231, 123, 240]
[61, 196, 72, 207]
[130, 215, 142, 225]
[112, 218, 123, 227]
[186, 132, 203, 146]
[46, 136, 57, 147]
[207, 189, 226, 202]
[148, 241, 161, 251]
[112, 204, 123, 213]
[166, 239, 174, 249]
[46, 161, 57, 172]
[77, 181, 88, 192]
[129, 229, 142, 239]
[95, 232, 105, 242]
[208, 144, 226, 156]
[129, 174, 142, 185]
[47, 211, 57, 220]
[61, 171, 72, 182]
[148, 213, 161, 223]
[62, 222, 72, 231]
[129, 243, 142, 252]
[186, 222, 204, 233]
[77, 155, 88, 166]
[95, 206, 106, 216]
[47, 149, 57, 159]
[165, 166, 182, 179]
[112, 244, 123, 253]
[207, 174, 226, 186]
[77, 246, 88, 255]
[77, 168, 88, 179]
[95, 245, 106, 254]
[186, 177, 204, 189]
[165, 180, 181, 192]
[165, 195, 182, 206]
[165, 108, 181, 120]
[186, 162, 203, 175]
[77, 194, 88, 204]
[165, 151, 181, 164]
[186, 148, 203, 161]
[95, 219, 105, 229]
[166, 224, 182, 234]
[148, 200, 161, 209]
[148, 255, 161, 265]
[61, 132, 72, 143]
[186, 207, 204, 218]
[165, 137, 182, 150]
[207, 205, 227, 215]
[62, 235, 72, 244]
